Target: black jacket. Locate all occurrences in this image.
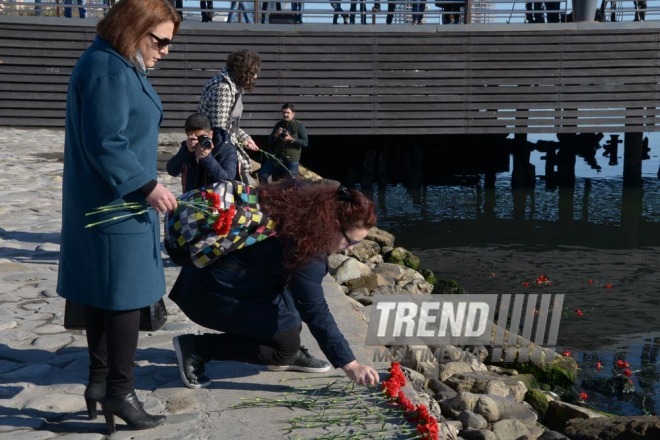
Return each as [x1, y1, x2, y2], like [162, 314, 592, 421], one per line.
[166, 128, 237, 193]
[169, 238, 355, 368]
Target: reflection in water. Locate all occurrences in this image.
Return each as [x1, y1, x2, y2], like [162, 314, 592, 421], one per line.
[361, 177, 659, 416]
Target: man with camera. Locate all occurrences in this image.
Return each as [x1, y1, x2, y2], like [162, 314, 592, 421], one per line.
[258, 103, 308, 184]
[167, 113, 238, 193]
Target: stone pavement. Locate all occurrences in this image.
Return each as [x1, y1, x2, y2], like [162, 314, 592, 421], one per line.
[0, 128, 394, 439]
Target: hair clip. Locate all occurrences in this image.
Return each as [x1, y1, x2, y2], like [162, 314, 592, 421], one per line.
[337, 186, 351, 202]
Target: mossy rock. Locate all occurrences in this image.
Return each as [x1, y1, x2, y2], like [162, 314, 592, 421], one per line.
[420, 268, 437, 286]
[524, 389, 549, 418]
[511, 354, 578, 390]
[431, 279, 467, 295]
[384, 247, 420, 271]
[516, 373, 540, 391]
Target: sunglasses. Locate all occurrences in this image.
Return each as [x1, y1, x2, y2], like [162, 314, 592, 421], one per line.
[148, 32, 172, 50]
[341, 229, 362, 247]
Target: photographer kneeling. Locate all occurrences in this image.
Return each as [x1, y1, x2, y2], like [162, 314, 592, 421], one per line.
[167, 113, 238, 193]
[258, 103, 308, 184]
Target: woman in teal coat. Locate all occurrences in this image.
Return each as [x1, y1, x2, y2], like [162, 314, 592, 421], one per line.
[56, 0, 179, 434]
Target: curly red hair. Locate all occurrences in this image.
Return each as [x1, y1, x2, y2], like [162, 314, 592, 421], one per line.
[258, 181, 376, 271]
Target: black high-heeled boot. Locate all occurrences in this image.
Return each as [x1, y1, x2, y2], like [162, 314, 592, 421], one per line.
[101, 392, 166, 434]
[84, 382, 106, 420]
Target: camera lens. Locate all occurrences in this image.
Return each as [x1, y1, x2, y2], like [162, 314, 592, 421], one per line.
[198, 135, 212, 149]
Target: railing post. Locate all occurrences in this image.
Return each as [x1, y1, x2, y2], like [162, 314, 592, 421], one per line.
[254, 0, 260, 24]
[465, 0, 472, 24]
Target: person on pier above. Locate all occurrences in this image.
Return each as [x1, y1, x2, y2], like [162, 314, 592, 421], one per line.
[258, 103, 308, 184]
[330, 1, 350, 24]
[437, 0, 463, 24]
[166, 113, 237, 193]
[525, 1, 545, 23]
[170, 181, 380, 389]
[64, 0, 87, 18]
[201, 1, 214, 22]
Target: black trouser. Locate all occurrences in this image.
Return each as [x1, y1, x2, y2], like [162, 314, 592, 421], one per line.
[635, 1, 647, 21]
[376, 0, 396, 24]
[85, 305, 140, 397]
[545, 1, 560, 23]
[525, 1, 544, 23]
[201, 1, 214, 22]
[330, 1, 345, 24]
[349, 0, 367, 24]
[194, 326, 301, 366]
[261, 1, 282, 23]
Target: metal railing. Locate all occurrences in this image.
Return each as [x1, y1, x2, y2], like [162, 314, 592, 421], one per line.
[0, 1, 657, 24]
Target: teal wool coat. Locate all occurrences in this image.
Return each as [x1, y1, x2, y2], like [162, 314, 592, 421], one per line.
[57, 37, 166, 310]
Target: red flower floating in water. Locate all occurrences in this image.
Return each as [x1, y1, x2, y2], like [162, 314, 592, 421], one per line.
[575, 308, 584, 317]
[623, 368, 633, 377]
[588, 279, 593, 285]
[596, 361, 602, 371]
[578, 392, 588, 401]
[535, 274, 552, 286]
[616, 360, 630, 369]
[522, 282, 530, 288]
[605, 283, 613, 289]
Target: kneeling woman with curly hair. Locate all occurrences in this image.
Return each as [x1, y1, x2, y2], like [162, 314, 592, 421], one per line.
[170, 180, 380, 388]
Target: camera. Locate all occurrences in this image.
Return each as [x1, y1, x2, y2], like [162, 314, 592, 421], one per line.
[197, 134, 213, 150]
[277, 129, 289, 140]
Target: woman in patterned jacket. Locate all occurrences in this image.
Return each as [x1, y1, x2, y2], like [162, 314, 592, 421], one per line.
[198, 50, 261, 182]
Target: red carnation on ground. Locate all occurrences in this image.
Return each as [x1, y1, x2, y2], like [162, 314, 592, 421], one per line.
[382, 362, 441, 440]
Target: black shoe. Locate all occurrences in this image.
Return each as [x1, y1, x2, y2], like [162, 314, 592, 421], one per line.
[84, 381, 106, 420]
[101, 392, 166, 434]
[267, 346, 332, 373]
[173, 335, 211, 389]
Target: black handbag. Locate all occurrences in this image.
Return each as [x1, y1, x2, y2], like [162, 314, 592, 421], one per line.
[63, 299, 168, 332]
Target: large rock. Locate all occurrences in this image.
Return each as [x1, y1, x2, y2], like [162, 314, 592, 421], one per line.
[328, 253, 351, 274]
[333, 258, 371, 285]
[384, 247, 421, 271]
[525, 388, 551, 419]
[366, 227, 395, 248]
[444, 370, 527, 402]
[372, 262, 407, 282]
[564, 415, 660, 440]
[441, 391, 481, 417]
[459, 410, 488, 430]
[442, 391, 535, 423]
[438, 359, 488, 382]
[460, 428, 498, 440]
[345, 273, 389, 291]
[491, 418, 544, 440]
[344, 240, 381, 263]
[543, 400, 605, 432]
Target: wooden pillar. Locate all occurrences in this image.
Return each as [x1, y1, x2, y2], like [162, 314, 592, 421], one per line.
[544, 147, 557, 189]
[512, 134, 535, 189]
[581, 179, 591, 222]
[408, 145, 423, 186]
[558, 187, 574, 223]
[557, 134, 576, 188]
[623, 132, 644, 187]
[362, 149, 376, 185]
[620, 187, 643, 248]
